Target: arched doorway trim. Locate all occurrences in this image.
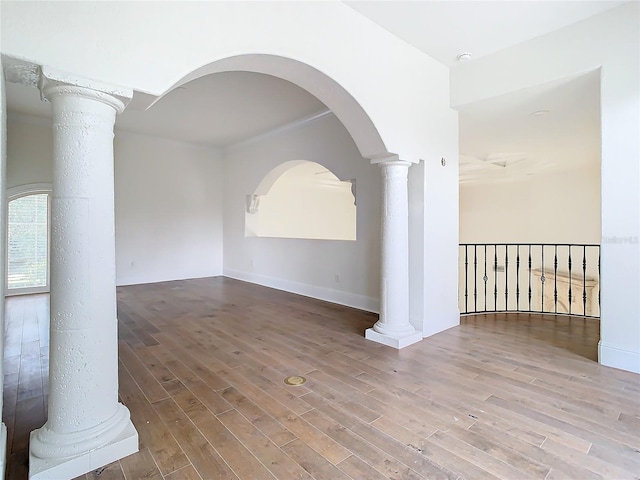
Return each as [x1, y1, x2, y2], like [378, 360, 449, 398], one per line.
[7, 183, 53, 200]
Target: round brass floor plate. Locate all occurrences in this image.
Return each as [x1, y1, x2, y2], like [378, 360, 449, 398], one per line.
[284, 375, 307, 386]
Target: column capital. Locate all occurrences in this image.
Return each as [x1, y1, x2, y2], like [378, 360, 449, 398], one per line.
[369, 153, 417, 166]
[38, 66, 133, 113]
[376, 159, 412, 170]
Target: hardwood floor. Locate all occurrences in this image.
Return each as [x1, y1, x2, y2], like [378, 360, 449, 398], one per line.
[3, 277, 640, 480]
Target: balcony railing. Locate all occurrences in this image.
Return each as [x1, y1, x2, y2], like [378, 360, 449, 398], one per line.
[459, 244, 600, 318]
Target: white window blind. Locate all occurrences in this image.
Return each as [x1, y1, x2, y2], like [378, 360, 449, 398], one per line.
[7, 193, 49, 290]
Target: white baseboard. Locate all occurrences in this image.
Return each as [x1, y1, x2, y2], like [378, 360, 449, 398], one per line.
[116, 270, 223, 287]
[598, 341, 640, 374]
[223, 268, 379, 313]
[411, 308, 460, 338]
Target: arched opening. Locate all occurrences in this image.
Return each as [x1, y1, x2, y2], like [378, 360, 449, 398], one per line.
[457, 70, 602, 360]
[114, 58, 389, 312]
[147, 54, 389, 162]
[5, 184, 52, 295]
[245, 160, 356, 241]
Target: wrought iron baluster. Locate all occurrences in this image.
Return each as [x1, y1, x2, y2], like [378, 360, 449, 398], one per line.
[583, 245, 587, 316]
[474, 245, 478, 313]
[484, 245, 488, 312]
[504, 245, 508, 310]
[541, 246, 545, 313]
[494, 245, 498, 312]
[528, 245, 532, 311]
[516, 245, 520, 311]
[464, 246, 468, 313]
[568, 246, 573, 315]
[554, 245, 558, 314]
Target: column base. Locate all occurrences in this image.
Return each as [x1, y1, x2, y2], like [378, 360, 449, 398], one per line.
[365, 328, 422, 349]
[29, 420, 138, 480]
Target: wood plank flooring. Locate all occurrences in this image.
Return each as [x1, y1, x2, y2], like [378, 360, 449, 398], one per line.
[3, 277, 640, 480]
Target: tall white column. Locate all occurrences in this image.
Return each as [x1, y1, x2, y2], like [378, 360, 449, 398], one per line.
[0, 59, 9, 480]
[29, 68, 138, 479]
[366, 159, 422, 348]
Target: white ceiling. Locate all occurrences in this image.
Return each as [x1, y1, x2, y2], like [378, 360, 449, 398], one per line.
[346, 1, 626, 66]
[458, 70, 600, 183]
[5, 1, 613, 182]
[6, 72, 327, 148]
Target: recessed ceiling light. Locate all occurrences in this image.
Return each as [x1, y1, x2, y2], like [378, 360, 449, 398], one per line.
[456, 52, 472, 62]
[530, 109, 550, 116]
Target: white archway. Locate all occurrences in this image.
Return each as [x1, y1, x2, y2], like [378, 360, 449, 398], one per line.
[151, 54, 390, 163]
[2, 0, 461, 351]
[156, 54, 422, 347]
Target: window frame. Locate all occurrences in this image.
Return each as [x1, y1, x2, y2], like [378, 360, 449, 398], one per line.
[5, 183, 52, 296]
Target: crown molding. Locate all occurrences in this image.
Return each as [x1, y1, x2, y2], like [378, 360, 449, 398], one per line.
[224, 108, 333, 152]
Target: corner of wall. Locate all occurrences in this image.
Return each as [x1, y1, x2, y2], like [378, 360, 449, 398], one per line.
[408, 160, 425, 332]
[224, 268, 379, 313]
[599, 341, 640, 374]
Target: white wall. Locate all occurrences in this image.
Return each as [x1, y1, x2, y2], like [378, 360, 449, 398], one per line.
[6, 115, 53, 189]
[5, 117, 224, 286]
[114, 131, 223, 285]
[223, 114, 381, 312]
[0, 1, 453, 164]
[452, 2, 640, 373]
[460, 164, 601, 244]
[409, 117, 460, 337]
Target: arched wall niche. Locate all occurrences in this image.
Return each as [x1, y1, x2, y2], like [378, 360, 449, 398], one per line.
[145, 54, 391, 163]
[245, 160, 356, 241]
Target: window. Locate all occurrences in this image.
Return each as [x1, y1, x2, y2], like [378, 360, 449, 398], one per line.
[6, 191, 51, 293]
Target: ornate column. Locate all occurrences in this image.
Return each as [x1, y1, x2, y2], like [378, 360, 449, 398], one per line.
[366, 159, 422, 348]
[29, 67, 138, 479]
